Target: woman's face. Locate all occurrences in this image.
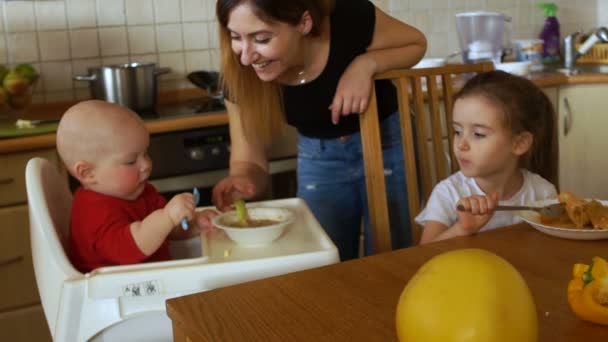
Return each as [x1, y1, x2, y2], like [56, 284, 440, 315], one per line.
[227, 3, 307, 82]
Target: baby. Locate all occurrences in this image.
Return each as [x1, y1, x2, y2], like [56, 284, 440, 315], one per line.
[56, 100, 216, 273]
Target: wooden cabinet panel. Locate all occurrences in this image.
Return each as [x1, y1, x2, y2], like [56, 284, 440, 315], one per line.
[0, 205, 40, 311]
[0, 305, 51, 342]
[0, 148, 59, 206]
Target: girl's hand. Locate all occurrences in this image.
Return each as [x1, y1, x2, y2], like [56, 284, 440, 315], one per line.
[212, 175, 256, 211]
[456, 193, 499, 234]
[164, 193, 195, 226]
[330, 55, 376, 125]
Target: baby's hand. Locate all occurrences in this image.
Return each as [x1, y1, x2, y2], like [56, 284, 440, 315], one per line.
[456, 193, 499, 234]
[196, 209, 218, 234]
[164, 193, 195, 227]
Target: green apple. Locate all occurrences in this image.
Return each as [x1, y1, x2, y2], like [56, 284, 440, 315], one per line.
[3, 72, 29, 95]
[15, 63, 38, 83]
[0, 65, 8, 83]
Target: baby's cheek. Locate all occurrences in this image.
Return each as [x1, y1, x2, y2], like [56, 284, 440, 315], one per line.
[117, 169, 143, 191]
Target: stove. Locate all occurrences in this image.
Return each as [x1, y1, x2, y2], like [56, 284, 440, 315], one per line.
[138, 97, 226, 121]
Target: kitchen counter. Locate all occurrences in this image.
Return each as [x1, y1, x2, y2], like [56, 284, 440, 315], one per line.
[0, 88, 228, 154]
[2, 71, 608, 155]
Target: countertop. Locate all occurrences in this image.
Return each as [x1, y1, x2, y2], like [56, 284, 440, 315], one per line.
[2, 71, 608, 155]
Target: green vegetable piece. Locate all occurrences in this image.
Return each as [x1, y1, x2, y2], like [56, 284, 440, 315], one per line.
[583, 264, 595, 286]
[234, 199, 249, 225]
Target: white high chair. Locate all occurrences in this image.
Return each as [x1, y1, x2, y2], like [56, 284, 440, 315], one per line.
[26, 157, 339, 341]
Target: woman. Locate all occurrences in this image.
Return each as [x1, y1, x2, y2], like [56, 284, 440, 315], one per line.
[212, 0, 426, 260]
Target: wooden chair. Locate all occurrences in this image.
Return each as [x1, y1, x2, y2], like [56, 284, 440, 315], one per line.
[360, 62, 495, 252]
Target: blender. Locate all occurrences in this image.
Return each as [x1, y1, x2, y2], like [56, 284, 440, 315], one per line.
[455, 12, 511, 64]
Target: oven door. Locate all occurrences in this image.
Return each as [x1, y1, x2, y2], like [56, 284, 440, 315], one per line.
[148, 125, 298, 206]
[149, 158, 297, 206]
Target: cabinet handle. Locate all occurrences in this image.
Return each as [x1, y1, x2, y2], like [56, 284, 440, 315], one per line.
[0, 255, 23, 267]
[563, 97, 572, 136]
[0, 177, 14, 185]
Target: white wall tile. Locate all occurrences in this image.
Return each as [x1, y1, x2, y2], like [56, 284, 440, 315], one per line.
[127, 25, 156, 54]
[67, 0, 97, 29]
[0, 0, 600, 100]
[156, 24, 184, 52]
[70, 29, 100, 59]
[7, 32, 39, 63]
[35, 1, 68, 31]
[184, 50, 211, 72]
[99, 27, 128, 56]
[130, 53, 158, 64]
[0, 36, 7, 64]
[38, 31, 70, 61]
[181, 0, 205, 22]
[5, 1, 36, 33]
[183, 22, 208, 50]
[97, 0, 126, 27]
[102, 55, 130, 65]
[41, 61, 73, 91]
[158, 51, 185, 79]
[126, 0, 154, 25]
[154, 0, 181, 23]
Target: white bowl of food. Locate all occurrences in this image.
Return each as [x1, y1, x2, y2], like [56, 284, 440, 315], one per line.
[212, 207, 294, 247]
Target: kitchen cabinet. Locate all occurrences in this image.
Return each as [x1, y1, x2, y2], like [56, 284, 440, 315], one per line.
[0, 148, 60, 342]
[557, 84, 608, 198]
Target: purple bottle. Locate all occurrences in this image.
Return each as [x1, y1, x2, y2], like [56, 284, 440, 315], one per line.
[538, 3, 561, 63]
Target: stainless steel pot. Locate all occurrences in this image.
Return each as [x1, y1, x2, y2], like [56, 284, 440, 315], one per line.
[74, 63, 170, 113]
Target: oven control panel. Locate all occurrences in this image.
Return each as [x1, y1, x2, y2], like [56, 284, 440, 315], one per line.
[148, 125, 231, 179]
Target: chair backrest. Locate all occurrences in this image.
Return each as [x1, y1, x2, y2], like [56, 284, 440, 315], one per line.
[25, 157, 81, 337]
[360, 62, 495, 251]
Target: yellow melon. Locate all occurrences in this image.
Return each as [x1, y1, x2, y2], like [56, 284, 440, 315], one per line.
[396, 248, 537, 342]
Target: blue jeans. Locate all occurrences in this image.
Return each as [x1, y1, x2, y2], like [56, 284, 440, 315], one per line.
[297, 112, 411, 261]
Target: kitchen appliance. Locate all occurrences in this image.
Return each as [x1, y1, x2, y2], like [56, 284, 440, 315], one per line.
[187, 70, 223, 102]
[73, 63, 170, 113]
[455, 12, 511, 64]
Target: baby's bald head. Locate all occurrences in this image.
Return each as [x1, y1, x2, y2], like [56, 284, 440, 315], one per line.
[56, 100, 147, 174]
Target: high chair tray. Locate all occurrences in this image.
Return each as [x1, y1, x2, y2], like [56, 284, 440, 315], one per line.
[201, 197, 338, 263]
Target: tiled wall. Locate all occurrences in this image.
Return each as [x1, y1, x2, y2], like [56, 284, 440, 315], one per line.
[0, 0, 599, 104]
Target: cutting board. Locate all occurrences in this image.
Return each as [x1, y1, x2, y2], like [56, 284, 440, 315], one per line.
[0, 120, 58, 139]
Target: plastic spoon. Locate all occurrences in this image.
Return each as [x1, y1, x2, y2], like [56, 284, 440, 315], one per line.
[180, 188, 200, 230]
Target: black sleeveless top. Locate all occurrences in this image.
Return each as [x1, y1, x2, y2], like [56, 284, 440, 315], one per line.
[281, 0, 398, 138]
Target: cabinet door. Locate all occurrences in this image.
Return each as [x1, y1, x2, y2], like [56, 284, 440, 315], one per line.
[0, 205, 41, 311]
[0, 305, 52, 342]
[558, 85, 608, 198]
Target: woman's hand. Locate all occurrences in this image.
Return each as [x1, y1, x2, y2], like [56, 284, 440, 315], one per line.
[212, 175, 256, 211]
[455, 193, 499, 235]
[330, 55, 376, 125]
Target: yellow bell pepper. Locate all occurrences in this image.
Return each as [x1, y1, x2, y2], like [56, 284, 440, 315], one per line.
[567, 257, 608, 325]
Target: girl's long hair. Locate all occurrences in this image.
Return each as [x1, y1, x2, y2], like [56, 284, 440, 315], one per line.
[216, 0, 335, 145]
[454, 70, 558, 186]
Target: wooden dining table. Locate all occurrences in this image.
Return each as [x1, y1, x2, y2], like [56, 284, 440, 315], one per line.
[166, 223, 608, 341]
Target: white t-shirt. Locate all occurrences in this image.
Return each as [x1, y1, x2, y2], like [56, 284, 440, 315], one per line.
[415, 169, 557, 232]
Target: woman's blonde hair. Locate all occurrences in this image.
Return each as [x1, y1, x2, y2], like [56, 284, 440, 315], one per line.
[216, 0, 334, 145]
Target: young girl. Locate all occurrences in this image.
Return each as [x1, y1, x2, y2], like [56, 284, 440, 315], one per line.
[417, 70, 558, 244]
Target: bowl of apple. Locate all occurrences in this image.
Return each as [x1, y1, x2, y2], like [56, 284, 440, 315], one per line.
[0, 64, 39, 118]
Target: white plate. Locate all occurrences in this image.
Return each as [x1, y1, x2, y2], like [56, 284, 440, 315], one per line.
[518, 199, 608, 240]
